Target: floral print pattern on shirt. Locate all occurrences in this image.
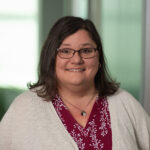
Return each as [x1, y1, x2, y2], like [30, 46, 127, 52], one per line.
[52, 95, 112, 150]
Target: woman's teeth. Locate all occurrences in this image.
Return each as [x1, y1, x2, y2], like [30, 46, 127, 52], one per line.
[66, 68, 85, 72]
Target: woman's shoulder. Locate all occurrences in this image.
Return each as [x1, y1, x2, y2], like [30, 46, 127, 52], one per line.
[0, 88, 49, 123]
[107, 88, 150, 122]
[4, 88, 45, 115]
[12, 89, 38, 105]
[108, 88, 134, 98]
[14, 87, 44, 103]
[107, 88, 139, 106]
[107, 88, 148, 119]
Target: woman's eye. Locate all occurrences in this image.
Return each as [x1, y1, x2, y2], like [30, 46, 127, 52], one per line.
[61, 49, 70, 54]
[82, 48, 92, 53]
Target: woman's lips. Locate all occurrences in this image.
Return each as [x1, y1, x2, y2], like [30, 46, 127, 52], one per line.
[65, 68, 85, 72]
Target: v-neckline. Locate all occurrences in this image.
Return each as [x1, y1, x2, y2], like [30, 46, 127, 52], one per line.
[59, 96, 99, 129]
[52, 96, 112, 150]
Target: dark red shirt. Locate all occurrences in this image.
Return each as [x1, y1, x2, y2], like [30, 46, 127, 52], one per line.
[52, 95, 112, 150]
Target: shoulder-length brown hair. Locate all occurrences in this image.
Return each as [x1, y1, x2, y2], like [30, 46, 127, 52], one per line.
[28, 16, 119, 101]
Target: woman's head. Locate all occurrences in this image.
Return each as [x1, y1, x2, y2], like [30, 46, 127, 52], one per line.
[29, 16, 119, 100]
[55, 29, 99, 91]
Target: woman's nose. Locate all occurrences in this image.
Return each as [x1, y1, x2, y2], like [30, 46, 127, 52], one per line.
[70, 51, 83, 64]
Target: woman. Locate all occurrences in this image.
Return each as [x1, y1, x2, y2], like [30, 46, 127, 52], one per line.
[0, 16, 149, 150]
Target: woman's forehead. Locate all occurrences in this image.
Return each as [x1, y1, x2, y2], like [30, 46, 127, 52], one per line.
[59, 30, 96, 47]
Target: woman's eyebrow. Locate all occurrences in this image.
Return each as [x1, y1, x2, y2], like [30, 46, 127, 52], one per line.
[60, 43, 95, 47]
[81, 43, 95, 47]
[60, 43, 71, 46]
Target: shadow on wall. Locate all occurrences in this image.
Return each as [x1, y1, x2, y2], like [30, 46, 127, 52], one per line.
[0, 87, 24, 120]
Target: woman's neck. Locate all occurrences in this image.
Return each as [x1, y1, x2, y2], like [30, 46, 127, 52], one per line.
[57, 84, 98, 105]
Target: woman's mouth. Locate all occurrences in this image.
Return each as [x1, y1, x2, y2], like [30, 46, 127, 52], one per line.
[66, 68, 85, 72]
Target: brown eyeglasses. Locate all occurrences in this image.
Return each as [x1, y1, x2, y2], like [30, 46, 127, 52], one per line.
[57, 48, 97, 59]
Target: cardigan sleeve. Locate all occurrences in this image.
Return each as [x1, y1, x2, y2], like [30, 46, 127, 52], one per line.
[108, 89, 150, 150]
[0, 102, 14, 149]
[0, 91, 30, 149]
[128, 95, 150, 150]
[118, 89, 150, 150]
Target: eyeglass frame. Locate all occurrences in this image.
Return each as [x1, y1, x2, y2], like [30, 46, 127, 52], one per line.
[57, 48, 98, 59]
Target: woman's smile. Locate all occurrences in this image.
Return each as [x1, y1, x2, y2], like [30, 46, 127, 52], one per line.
[65, 68, 85, 72]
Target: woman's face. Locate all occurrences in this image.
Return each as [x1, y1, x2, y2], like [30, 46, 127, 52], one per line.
[55, 29, 99, 89]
